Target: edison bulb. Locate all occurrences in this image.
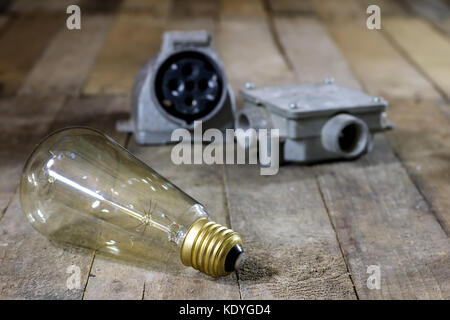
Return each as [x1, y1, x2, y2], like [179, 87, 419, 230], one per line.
[20, 127, 245, 277]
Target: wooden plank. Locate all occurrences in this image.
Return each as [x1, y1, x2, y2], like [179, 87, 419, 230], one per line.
[78, 0, 123, 13]
[120, 0, 171, 16]
[8, 0, 79, 13]
[77, 96, 238, 300]
[19, 14, 114, 97]
[401, 0, 450, 35]
[84, 143, 242, 299]
[0, 96, 95, 299]
[326, 20, 440, 100]
[314, 0, 408, 22]
[385, 99, 450, 234]
[171, 0, 219, 19]
[304, 18, 450, 298]
[48, 95, 129, 143]
[83, 9, 217, 96]
[83, 260, 146, 300]
[48, 95, 142, 300]
[0, 15, 7, 29]
[216, 18, 295, 102]
[313, 0, 366, 22]
[217, 10, 356, 300]
[219, 0, 266, 18]
[383, 17, 450, 99]
[0, 13, 63, 96]
[0, 194, 94, 299]
[82, 15, 230, 299]
[0, 95, 131, 300]
[223, 165, 356, 299]
[326, 19, 450, 235]
[129, 145, 241, 300]
[268, 0, 316, 15]
[82, 13, 166, 95]
[316, 137, 450, 299]
[359, 0, 407, 16]
[0, 95, 66, 216]
[274, 16, 361, 89]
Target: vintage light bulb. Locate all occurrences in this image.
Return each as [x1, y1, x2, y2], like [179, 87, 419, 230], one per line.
[20, 127, 245, 277]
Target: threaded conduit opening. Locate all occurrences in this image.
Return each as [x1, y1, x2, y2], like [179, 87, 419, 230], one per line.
[338, 122, 363, 154]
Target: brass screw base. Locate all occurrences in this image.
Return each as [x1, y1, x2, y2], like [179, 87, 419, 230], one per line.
[180, 218, 243, 277]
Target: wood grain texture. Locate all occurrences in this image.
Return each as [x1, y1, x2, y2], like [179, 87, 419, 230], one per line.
[128, 145, 241, 300]
[0, 95, 66, 217]
[334, 149, 446, 302]
[326, 21, 439, 100]
[274, 16, 361, 89]
[171, 0, 219, 19]
[0, 15, 7, 29]
[48, 95, 129, 143]
[385, 99, 450, 235]
[217, 8, 355, 300]
[82, 11, 213, 96]
[219, 0, 266, 18]
[316, 137, 450, 299]
[0, 96, 95, 300]
[120, 0, 171, 16]
[401, 0, 450, 35]
[0, 94, 128, 300]
[19, 14, 114, 97]
[83, 13, 166, 95]
[216, 18, 294, 103]
[50, 95, 142, 300]
[0, 13, 63, 96]
[313, 0, 365, 22]
[325, 19, 450, 235]
[78, 0, 123, 14]
[224, 165, 356, 299]
[0, 194, 93, 299]
[8, 0, 79, 13]
[383, 17, 450, 99]
[359, 0, 407, 16]
[268, 0, 316, 15]
[82, 14, 222, 299]
[307, 16, 450, 298]
[84, 144, 242, 300]
[83, 260, 146, 300]
[1, 0, 449, 300]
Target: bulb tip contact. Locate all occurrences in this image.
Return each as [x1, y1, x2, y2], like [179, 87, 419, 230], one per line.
[225, 244, 245, 272]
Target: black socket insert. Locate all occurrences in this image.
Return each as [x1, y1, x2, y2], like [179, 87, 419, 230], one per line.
[155, 51, 224, 124]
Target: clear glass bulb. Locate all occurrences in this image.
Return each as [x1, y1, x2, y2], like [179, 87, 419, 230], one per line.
[20, 127, 244, 277]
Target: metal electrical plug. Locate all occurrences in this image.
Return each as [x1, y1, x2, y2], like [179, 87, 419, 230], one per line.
[236, 80, 393, 164]
[118, 30, 236, 144]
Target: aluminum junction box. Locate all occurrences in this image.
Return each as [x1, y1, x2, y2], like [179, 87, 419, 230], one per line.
[236, 81, 393, 163]
[117, 30, 235, 144]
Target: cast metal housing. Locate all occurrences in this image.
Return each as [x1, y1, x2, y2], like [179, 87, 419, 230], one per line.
[117, 30, 235, 144]
[236, 81, 393, 163]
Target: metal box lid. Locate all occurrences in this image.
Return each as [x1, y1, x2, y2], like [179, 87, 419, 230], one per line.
[240, 83, 387, 119]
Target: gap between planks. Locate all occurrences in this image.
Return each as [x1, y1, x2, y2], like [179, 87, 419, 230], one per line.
[310, 8, 450, 297]
[80, 1, 241, 300]
[218, 0, 357, 299]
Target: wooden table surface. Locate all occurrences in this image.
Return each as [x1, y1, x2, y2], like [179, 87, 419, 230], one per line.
[0, 0, 449, 300]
